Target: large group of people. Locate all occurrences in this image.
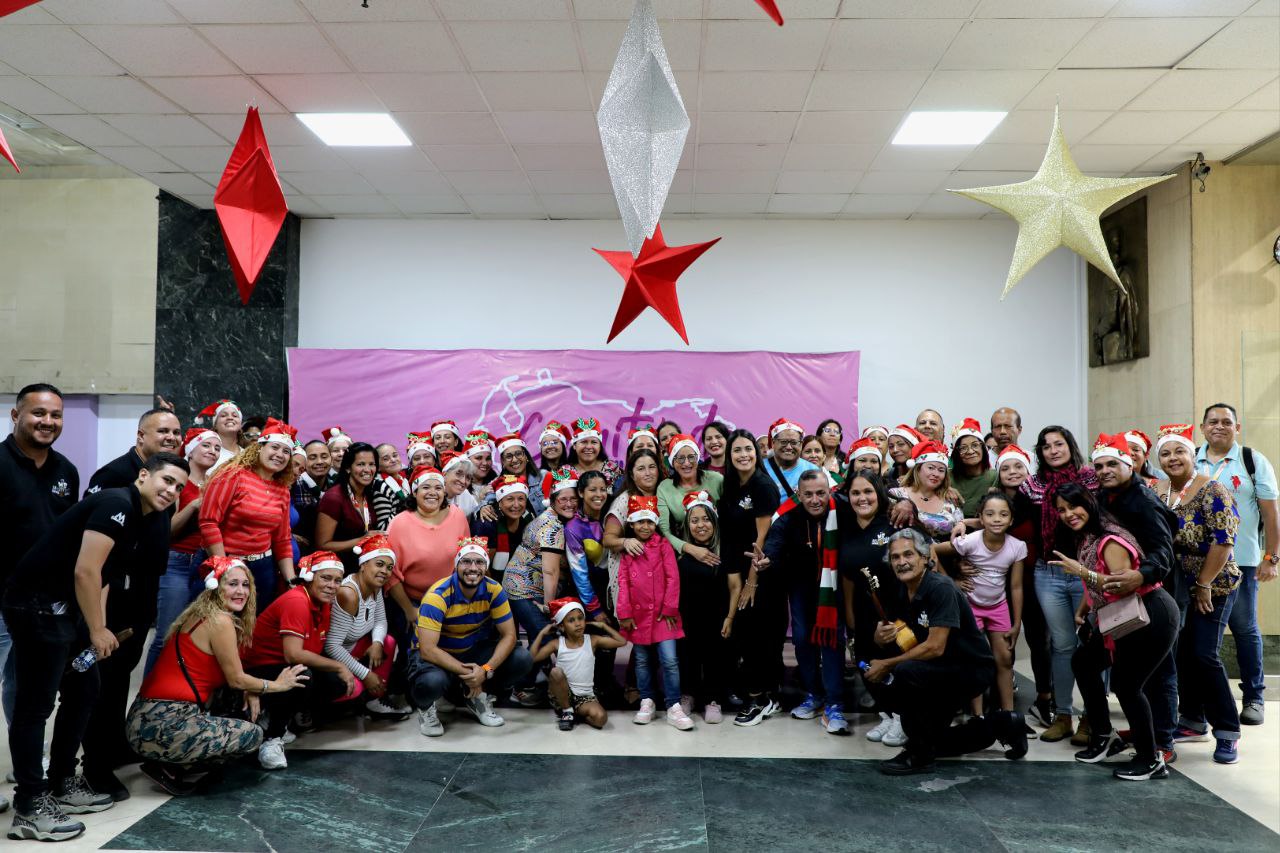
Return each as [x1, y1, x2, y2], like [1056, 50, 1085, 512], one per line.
[1, 384, 1276, 841]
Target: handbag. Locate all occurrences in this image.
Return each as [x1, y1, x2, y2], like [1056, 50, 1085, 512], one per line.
[1096, 593, 1149, 639]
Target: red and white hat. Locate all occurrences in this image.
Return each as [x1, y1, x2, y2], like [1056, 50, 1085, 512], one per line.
[847, 436, 883, 462]
[889, 424, 925, 447]
[951, 417, 983, 445]
[258, 418, 298, 448]
[292, 441, 306, 458]
[493, 474, 529, 501]
[465, 437, 494, 459]
[627, 494, 659, 523]
[666, 433, 699, 463]
[541, 466, 578, 500]
[454, 536, 490, 567]
[539, 421, 572, 450]
[996, 444, 1032, 470]
[321, 426, 348, 446]
[571, 417, 602, 445]
[297, 550, 343, 582]
[410, 465, 445, 491]
[354, 532, 396, 566]
[431, 420, 462, 441]
[1155, 423, 1195, 454]
[496, 432, 527, 456]
[201, 555, 247, 591]
[627, 426, 658, 448]
[549, 597, 585, 624]
[406, 431, 436, 460]
[440, 451, 468, 474]
[1124, 429, 1153, 452]
[769, 417, 804, 444]
[907, 439, 949, 469]
[681, 489, 716, 517]
[182, 427, 220, 459]
[195, 399, 241, 426]
[1091, 433, 1133, 466]
[860, 425, 889, 440]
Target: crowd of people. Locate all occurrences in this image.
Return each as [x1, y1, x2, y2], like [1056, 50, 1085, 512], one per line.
[1, 385, 1276, 842]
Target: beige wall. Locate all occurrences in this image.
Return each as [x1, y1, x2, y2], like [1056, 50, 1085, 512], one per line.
[0, 178, 158, 394]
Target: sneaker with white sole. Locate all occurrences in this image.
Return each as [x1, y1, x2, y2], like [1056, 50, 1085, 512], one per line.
[791, 694, 822, 720]
[666, 703, 694, 731]
[280, 729, 297, 745]
[703, 702, 723, 724]
[465, 693, 504, 727]
[866, 712, 892, 742]
[418, 705, 444, 737]
[258, 737, 287, 770]
[634, 698, 657, 724]
[365, 697, 411, 718]
[52, 775, 113, 815]
[823, 706, 850, 735]
[7, 793, 84, 842]
[881, 715, 907, 747]
[761, 697, 781, 718]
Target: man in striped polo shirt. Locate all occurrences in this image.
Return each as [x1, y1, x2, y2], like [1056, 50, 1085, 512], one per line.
[406, 537, 532, 737]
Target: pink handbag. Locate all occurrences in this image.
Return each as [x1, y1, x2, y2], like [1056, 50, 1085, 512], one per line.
[1097, 593, 1149, 639]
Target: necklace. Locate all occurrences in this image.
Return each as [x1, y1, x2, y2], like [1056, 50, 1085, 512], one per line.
[1163, 477, 1196, 509]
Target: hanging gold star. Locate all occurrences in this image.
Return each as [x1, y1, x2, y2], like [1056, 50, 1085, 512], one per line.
[949, 107, 1173, 299]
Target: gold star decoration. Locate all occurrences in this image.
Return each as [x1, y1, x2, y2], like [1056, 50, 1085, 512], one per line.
[949, 107, 1173, 299]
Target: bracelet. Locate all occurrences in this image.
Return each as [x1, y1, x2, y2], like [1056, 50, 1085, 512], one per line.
[1195, 582, 1213, 591]
[262, 679, 270, 694]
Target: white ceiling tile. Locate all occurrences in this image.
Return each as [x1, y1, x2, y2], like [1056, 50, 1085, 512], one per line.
[34, 76, 179, 114]
[696, 112, 799, 144]
[782, 142, 881, 170]
[0, 77, 82, 114]
[40, 0, 185, 24]
[0, 4, 60, 23]
[940, 19, 1095, 70]
[196, 113, 314, 145]
[475, 72, 593, 111]
[314, 195, 399, 215]
[282, 196, 330, 217]
[463, 194, 545, 216]
[662, 193, 691, 214]
[691, 194, 770, 213]
[697, 143, 787, 170]
[0, 27, 122, 75]
[578, 21, 701, 72]
[388, 194, 469, 215]
[140, 172, 214, 194]
[95, 146, 179, 172]
[74, 25, 238, 76]
[167, 1, 309, 23]
[264, 146, 351, 172]
[792, 111, 900, 144]
[362, 172, 452, 194]
[300, 0, 435, 21]
[436, 0, 568, 19]
[1111, 0, 1255, 15]
[913, 192, 991, 217]
[494, 111, 597, 144]
[573, 1, 704, 19]
[767, 194, 849, 214]
[283, 171, 374, 194]
[806, 71, 929, 110]
[839, 1, 979, 17]
[703, 20, 830, 72]
[143, 76, 284, 113]
[869, 145, 973, 171]
[1128, 70, 1278, 111]
[152, 146, 234, 172]
[985, 110, 1112, 144]
[1019, 69, 1169, 110]
[1069, 144, 1169, 171]
[775, 170, 863, 193]
[824, 20, 963, 70]
[705, 0, 840, 17]
[1181, 18, 1280, 69]
[670, 170, 693, 193]
[397, 112, 505, 145]
[1233, 78, 1279, 110]
[699, 72, 814, 111]
[362, 73, 488, 112]
[102, 114, 227, 145]
[332, 147, 436, 171]
[527, 171, 614, 193]
[451, 21, 580, 72]
[842, 193, 928, 216]
[445, 171, 533, 194]
[322, 22, 463, 73]
[1085, 110, 1217, 144]
[1245, 0, 1279, 15]
[1060, 18, 1232, 69]
[1180, 111, 1280, 145]
[975, 0, 1118, 15]
[694, 171, 779, 193]
[911, 70, 1045, 110]
[254, 74, 382, 112]
[960, 143, 1056, 170]
[855, 171, 950, 193]
[541, 194, 620, 217]
[31, 114, 140, 146]
[198, 24, 350, 74]
[514, 143, 604, 170]
[945, 170, 1037, 189]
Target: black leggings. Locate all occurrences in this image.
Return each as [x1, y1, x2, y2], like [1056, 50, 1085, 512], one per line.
[245, 665, 347, 739]
[735, 579, 788, 698]
[1072, 587, 1178, 762]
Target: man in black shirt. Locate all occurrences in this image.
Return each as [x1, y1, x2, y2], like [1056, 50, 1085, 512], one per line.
[290, 440, 331, 553]
[80, 407, 181, 800]
[4, 453, 187, 842]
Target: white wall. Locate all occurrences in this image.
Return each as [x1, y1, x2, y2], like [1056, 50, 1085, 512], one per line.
[300, 218, 1086, 447]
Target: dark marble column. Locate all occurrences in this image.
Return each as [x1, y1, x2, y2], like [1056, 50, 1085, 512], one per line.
[153, 191, 300, 427]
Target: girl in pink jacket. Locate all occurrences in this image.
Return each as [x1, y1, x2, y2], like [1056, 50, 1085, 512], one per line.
[617, 495, 693, 731]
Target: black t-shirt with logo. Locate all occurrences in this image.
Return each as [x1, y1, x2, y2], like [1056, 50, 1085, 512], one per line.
[837, 509, 903, 655]
[0, 435, 80, 583]
[86, 448, 171, 588]
[897, 570, 995, 668]
[718, 470, 780, 577]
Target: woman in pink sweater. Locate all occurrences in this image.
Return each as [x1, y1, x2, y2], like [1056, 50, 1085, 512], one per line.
[617, 495, 693, 731]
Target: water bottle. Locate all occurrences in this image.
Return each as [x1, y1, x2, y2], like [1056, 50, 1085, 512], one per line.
[71, 627, 133, 673]
[858, 660, 893, 685]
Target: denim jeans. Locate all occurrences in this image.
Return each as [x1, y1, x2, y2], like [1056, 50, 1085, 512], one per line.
[404, 639, 534, 712]
[508, 597, 551, 688]
[1228, 565, 1264, 704]
[1177, 585, 1241, 739]
[144, 550, 206, 677]
[633, 639, 681, 708]
[0, 609, 15, 726]
[246, 554, 281, 612]
[789, 588, 846, 710]
[1035, 561, 1083, 716]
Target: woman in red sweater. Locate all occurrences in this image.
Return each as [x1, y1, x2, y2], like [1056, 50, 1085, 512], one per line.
[126, 557, 307, 795]
[200, 418, 298, 611]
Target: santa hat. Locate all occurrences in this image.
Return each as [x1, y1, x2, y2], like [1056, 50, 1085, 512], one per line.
[540, 421, 572, 450]
[431, 420, 462, 441]
[997, 444, 1032, 470]
[465, 437, 494, 459]
[195, 399, 241, 426]
[201, 555, 247, 591]
[410, 465, 445, 491]
[1091, 433, 1133, 466]
[454, 536, 490, 567]
[541, 466, 578, 500]
[951, 417, 983, 445]
[860, 425, 889, 440]
[666, 433, 699, 463]
[627, 494, 659, 523]
[907, 440, 949, 469]
[292, 441, 306, 458]
[889, 424, 925, 447]
[847, 437, 883, 462]
[1155, 423, 1195, 455]
[493, 474, 529, 501]
[353, 532, 396, 566]
[440, 451, 468, 474]
[549, 597, 585, 625]
[297, 550, 343, 582]
[681, 490, 716, 517]
[571, 417, 602, 445]
[182, 428, 220, 459]
[406, 432, 436, 460]
[495, 432, 527, 456]
[628, 426, 658, 447]
[258, 418, 298, 448]
[1124, 430, 1153, 452]
[769, 417, 804, 444]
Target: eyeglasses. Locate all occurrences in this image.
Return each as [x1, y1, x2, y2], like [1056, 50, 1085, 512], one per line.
[673, 454, 698, 465]
[457, 558, 487, 568]
[774, 439, 800, 448]
[821, 426, 842, 436]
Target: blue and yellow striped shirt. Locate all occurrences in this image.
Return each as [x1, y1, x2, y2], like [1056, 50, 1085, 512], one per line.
[415, 574, 512, 654]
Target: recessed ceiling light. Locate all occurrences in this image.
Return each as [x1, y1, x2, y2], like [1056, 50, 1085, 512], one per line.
[892, 111, 1007, 146]
[296, 113, 411, 147]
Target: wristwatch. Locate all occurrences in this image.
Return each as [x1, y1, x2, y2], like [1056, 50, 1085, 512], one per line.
[1264, 552, 1279, 566]
[481, 663, 494, 679]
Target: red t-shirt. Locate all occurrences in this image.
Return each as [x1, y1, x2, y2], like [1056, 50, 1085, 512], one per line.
[170, 480, 204, 554]
[199, 466, 292, 559]
[241, 585, 331, 668]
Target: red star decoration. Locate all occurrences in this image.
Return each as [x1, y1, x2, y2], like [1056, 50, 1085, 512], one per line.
[754, 0, 784, 25]
[0, 2, 45, 18]
[214, 107, 288, 305]
[0, 125, 18, 173]
[594, 223, 720, 345]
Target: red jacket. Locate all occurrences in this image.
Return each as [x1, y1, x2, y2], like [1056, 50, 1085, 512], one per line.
[617, 534, 683, 645]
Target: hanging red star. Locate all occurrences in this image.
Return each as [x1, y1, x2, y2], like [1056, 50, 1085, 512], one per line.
[594, 223, 720, 345]
[0, 2, 44, 18]
[0, 125, 18, 173]
[214, 107, 288, 305]
[754, 0, 784, 25]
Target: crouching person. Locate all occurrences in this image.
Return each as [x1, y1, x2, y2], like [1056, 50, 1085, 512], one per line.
[127, 557, 308, 794]
[530, 598, 628, 731]
[407, 537, 532, 737]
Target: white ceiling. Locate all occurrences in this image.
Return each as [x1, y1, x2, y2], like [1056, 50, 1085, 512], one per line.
[0, 0, 1276, 219]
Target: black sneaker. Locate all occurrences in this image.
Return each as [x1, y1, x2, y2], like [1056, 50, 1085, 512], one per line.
[139, 762, 197, 797]
[879, 750, 936, 776]
[84, 768, 129, 803]
[7, 793, 85, 842]
[733, 703, 765, 727]
[1113, 755, 1169, 781]
[994, 710, 1029, 760]
[1027, 697, 1054, 728]
[52, 775, 114, 814]
[557, 708, 576, 732]
[1074, 733, 1128, 764]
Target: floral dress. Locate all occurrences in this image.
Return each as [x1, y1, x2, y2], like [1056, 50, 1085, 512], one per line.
[1171, 481, 1240, 596]
[502, 508, 567, 603]
[889, 487, 962, 542]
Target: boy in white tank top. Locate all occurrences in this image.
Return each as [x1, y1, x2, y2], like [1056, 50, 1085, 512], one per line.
[530, 598, 628, 731]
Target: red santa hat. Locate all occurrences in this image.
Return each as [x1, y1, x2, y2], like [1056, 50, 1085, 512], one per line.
[321, 426, 349, 446]
[493, 474, 529, 502]
[860, 425, 889, 440]
[540, 421, 572, 450]
[292, 441, 306, 458]
[541, 466, 578, 500]
[406, 432, 436, 460]
[996, 444, 1032, 470]
[1091, 433, 1133, 466]
[571, 417, 602, 445]
[201, 555, 248, 591]
[454, 536, 490, 567]
[769, 417, 804, 444]
[195, 399, 240, 426]
[465, 437, 494, 459]
[439, 451, 468, 474]
[258, 418, 298, 448]
[627, 426, 658, 448]
[847, 437, 883, 462]
[297, 550, 343, 582]
[666, 433, 700, 463]
[907, 439, 949, 469]
[951, 417, 983, 445]
[495, 432, 527, 457]
[627, 494, 659, 523]
[353, 532, 396, 566]
[681, 490, 717, 517]
[1155, 423, 1195, 455]
[182, 427, 220, 459]
[1124, 429, 1153, 453]
[549, 597, 585, 625]
[889, 424, 925, 447]
[410, 465, 445, 491]
[431, 420, 462, 441]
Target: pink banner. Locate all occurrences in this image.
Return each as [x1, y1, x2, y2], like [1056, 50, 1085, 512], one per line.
[287, 348, 859, 460]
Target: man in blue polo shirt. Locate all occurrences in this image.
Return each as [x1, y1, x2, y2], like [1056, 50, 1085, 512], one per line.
[761, 417, 820, 502]
[1196, 403, 1279, 726]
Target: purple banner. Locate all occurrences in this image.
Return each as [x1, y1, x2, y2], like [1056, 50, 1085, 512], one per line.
[287, 348, 859, 459]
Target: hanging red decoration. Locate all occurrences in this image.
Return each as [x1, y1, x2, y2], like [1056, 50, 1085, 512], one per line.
[754, 0, 784, 25]
[0, 2, 45, 18]
[593, 223, 720, 345]
[0, 125, 19, 173]
[214, 107, 288, 305]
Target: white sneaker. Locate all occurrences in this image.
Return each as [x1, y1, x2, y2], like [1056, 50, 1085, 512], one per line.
[760, 697, 781, 719]
[465, 693, 504, 727]
[366, 697, 410, 718]
[634, 698, 657, 725]
[882, 714, 907, 747]
[418, 704, 444, 737]
[866, 712, 892, 742]
[666, 703, 694, 731]
[258, 737, 287, 770]
[281, 729, 297, 745]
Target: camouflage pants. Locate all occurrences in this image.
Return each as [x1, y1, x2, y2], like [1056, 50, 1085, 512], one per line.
[125, 697, 263, 766]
